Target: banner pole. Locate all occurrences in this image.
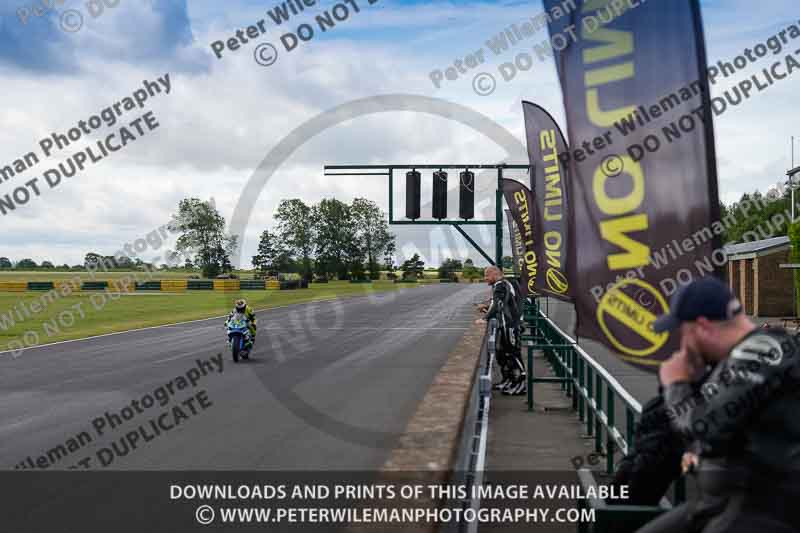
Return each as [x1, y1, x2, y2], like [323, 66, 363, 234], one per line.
[496, 168, 504, 267]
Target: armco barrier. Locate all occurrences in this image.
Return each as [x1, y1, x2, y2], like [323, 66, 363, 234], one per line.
[187, 280, 213, 290]
[266, 280, 280, 290]
[522, 299, 685, 533]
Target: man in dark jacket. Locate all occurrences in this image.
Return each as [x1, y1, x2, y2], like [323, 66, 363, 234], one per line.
[637, 276, 800, 532]
[477, 266, 526, 396]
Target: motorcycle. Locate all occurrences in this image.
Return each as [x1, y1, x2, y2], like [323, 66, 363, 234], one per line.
[225, 314, 253, 363]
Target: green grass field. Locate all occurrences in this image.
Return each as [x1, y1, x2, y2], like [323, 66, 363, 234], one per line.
[0, 281, 409, 352]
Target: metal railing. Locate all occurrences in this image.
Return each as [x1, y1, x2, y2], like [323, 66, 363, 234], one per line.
[522, 299, 685, 503]
[457, 318, 496, 533]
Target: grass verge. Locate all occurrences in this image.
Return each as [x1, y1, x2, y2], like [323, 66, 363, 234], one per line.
[0, 281, 409, 351]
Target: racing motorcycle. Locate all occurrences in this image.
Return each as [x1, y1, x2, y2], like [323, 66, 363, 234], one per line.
[225, 313, 253, 363]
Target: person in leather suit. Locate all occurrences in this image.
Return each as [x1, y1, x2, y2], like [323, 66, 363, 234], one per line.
[477, 266, 526, 396]
[637, 276, 800, 533]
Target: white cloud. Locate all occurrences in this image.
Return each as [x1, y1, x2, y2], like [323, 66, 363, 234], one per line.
[0, 0, 798, 266]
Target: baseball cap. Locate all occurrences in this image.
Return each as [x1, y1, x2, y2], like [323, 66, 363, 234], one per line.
[652, 276, 743, 333]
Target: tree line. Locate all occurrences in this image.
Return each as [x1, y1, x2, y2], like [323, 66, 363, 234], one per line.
[16, 184, 788, 280]
[1, 197, 396, 280]
[720, 187, 796, 244]
[252, 198, 396, 281]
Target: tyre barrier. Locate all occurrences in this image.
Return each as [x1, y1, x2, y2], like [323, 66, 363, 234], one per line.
[187, 280, 213, 290]
[27, 281, 55, 291]
[136, 281, 163, 291]
[81, 281, 109, 291]
[0, 278, 312, 292]
[240, 280, 266, 290]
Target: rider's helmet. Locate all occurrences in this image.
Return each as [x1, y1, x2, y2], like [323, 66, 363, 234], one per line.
[235, 299, 247, 313]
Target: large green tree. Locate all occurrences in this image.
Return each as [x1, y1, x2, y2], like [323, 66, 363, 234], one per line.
[252, 229, 291, 276]
[789, 220, 800, 311]
[722, 187, 794, 243]
[275, 199, 315, 281]
[169, 198, 236, 279]
[351, 198, 395, 280]
[313, 198, 356, 280]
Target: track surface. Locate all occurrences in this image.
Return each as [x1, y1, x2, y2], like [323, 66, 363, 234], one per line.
[0, 284, 484, 471]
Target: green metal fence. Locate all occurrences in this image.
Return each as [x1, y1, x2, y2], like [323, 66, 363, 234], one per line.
[521, 299, 685, 532]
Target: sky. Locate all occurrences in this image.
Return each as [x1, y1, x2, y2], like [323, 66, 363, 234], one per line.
[0, 0, 798, 267]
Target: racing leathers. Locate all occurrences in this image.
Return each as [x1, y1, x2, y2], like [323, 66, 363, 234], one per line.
[227, 305, 257, 347]
[486, 278, 525, 395]
[660, 327, 800, 531]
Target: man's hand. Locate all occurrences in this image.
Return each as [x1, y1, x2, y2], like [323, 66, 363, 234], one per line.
[476, 303, 489, 313]
[659, 350, 694, 386]
[659, 348, 704, 386]
[681, 452, 699, 474]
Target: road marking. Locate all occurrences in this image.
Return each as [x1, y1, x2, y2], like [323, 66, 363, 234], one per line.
[152, 350, 211, 364]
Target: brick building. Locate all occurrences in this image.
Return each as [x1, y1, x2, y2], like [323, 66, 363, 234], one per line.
[724, 236, 794, 317]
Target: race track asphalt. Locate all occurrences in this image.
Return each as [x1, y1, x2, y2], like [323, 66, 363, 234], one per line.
[0, 284, 486, 472]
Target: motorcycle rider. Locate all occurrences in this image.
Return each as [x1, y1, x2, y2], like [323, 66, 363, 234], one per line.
[227, 299, 257, 348]
[477, 266, 526, 396]
[637, 276, 800, 532]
